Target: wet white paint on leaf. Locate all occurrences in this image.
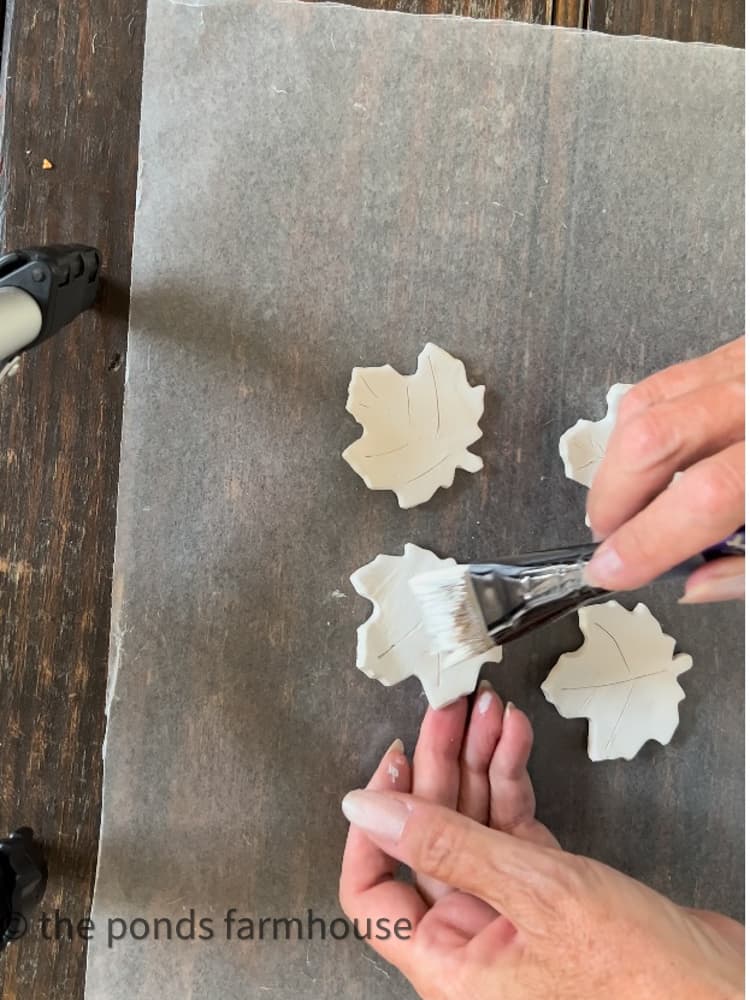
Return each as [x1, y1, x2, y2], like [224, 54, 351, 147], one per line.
[350, 543, 502, 709]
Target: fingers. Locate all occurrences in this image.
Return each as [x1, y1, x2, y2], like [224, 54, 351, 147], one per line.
[680, 556, 745, 604]
[613, 337, 744, 419]
[417, 892, 505, 952]
[489, 703, 534, 826]
[459, 690, 560, 849]
[341, 788, 566, 929]
[340, 738, 412, 899]
[587, 378, 744, 539]
[688, 909, 745, 955]
[411, 698, 468, 903]
[489, 703, 560, 849]
[339, 739, 427, 968]
[458, 681, 505, 824]
[412, 698, 467, 810]
[585, 442, 744, 590]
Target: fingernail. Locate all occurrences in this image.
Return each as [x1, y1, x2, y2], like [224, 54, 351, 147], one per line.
[504, 701, 514, 719]
[341, 790, 410, 841]
[584, 543, 623, 589]
[476, 681, 494, 715]
[679, 574, 745, 604]
[386, 738, 404, 755]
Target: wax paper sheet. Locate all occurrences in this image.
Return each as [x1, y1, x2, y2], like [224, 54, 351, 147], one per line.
[86, 4, 744, 996]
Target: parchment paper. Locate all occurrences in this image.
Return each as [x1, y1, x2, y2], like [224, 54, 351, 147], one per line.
[86, 4, 744, 997]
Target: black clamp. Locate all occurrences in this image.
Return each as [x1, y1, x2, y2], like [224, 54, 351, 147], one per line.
[0, 244, 101, 346]
[0, 828, 47, 950]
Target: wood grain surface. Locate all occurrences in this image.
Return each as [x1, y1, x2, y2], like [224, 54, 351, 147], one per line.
[343, 0, 552, 18]
[553, 0, 584, 26]
[0, 3, 145, 998]
[0, 1, 743, 998]
[588, 0, 745, 45]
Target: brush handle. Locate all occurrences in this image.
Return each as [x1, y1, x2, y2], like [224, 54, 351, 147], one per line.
[700, 527, 745, 560]
[488, 528, 744, 580]
[476, 527, 744, 646]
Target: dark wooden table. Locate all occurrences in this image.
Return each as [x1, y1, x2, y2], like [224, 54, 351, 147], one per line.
[0, 1, 743, 997]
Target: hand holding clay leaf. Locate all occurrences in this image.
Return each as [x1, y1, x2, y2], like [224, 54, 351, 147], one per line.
[343, 343, 486, 508]
[542, 601, 692, 762]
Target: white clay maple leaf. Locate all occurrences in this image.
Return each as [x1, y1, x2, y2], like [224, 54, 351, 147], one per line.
[342, 343, 486, 508]
[559, 383, 632, 489]
[350, 543, 502, 709]
[541, 601, 692, 762]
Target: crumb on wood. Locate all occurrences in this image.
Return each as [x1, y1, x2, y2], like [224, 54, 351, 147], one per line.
[42, 158, 54, 170]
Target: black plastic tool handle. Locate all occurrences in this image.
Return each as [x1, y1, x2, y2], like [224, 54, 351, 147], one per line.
[0, 828, 47, 951]
[0, 245, 100, 347]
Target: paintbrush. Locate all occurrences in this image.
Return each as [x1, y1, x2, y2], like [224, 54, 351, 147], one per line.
[410, 533, 745, 668]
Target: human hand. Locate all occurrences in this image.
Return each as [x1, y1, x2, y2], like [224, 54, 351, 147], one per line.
[584, 337, 744, 601]
[339, 685, 744, 999]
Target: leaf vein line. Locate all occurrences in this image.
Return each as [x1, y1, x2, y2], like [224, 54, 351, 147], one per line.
[405, 454, 450, 484]
[364, 442, 409, 459]
[594, 622, 632, 675]
[560, 670, 666, 692]
[377, 622, 421, 659]
[604, 684, 635, 754]
[428, 356, 441, 436]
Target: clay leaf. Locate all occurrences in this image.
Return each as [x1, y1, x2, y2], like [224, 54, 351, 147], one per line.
[351, 543, 502, 709]
[541, 601, 692, 762]
[342, 343, 486, 508]
[559, 383, 632, 489]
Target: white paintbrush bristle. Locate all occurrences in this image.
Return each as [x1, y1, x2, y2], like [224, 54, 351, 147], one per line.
[410, 565, 495, 667]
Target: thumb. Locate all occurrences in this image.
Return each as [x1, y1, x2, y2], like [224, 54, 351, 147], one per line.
[680, 555, 745, 604]
[342, 788, 568, 930]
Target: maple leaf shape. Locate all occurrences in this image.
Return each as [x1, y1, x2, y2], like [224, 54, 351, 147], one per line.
[559, 383, 632, 489]
[342, 343, 486, 508]
[350, 543, 502, 709]
[541, 601, 692, 762]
